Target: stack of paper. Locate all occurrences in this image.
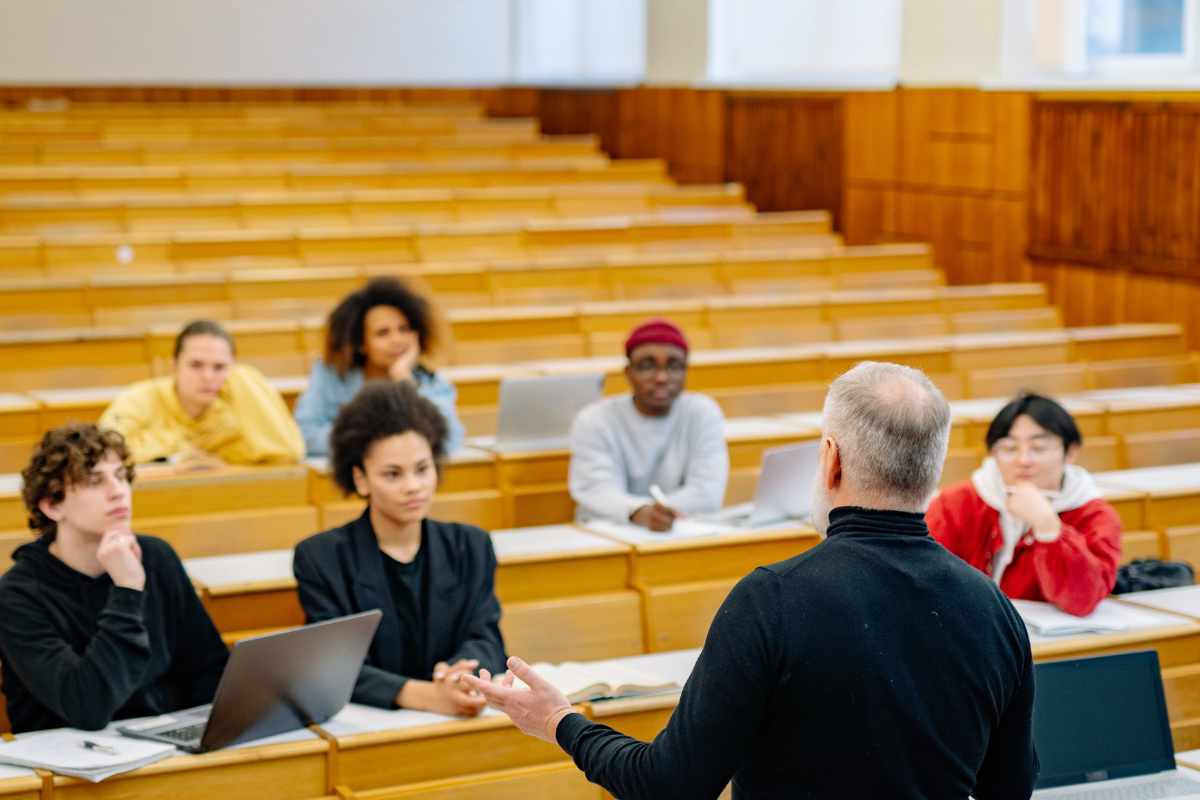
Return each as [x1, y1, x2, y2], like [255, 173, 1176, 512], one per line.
[1013, 599, 1169, 636]
[0, 730, 175, 782]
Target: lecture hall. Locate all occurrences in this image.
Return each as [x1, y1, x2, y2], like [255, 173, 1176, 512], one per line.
[0, 1, 1199, 798]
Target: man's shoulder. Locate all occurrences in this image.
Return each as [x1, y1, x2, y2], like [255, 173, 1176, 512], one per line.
[676, 392, 724, 419]
[572, 394, 628, 429]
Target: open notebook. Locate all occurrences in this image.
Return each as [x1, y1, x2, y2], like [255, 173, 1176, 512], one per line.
[517, 661, 681, 703]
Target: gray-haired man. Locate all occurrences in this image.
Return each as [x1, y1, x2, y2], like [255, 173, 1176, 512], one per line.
[466, 361, 1038, 799]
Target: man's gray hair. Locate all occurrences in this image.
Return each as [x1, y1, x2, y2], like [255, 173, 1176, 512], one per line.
[822, 361, 951, 511]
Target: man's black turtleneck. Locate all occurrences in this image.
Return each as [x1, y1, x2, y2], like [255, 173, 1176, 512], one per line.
[556, 506, 1038, 799]
[0, 535, 229, 733]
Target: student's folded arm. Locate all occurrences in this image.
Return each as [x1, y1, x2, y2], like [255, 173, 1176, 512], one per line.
[1033, 503, 1122, 617]
[422, 377, 464, 455]
[98, 394, 183, 464]
[568, 416, 648, 522]
[292, 544, 409, 708]
[555, 569, 781, 799]
[213, 366, 305, 464]
[447, 540, 506, 674]
[664, 401, 729, 514]
[973, 644, 1038, 799]
[0, 586, 153, 730]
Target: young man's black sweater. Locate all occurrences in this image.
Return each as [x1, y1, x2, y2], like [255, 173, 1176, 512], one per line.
[0, 535, 229, 733]
[555, 507, 1039, 799]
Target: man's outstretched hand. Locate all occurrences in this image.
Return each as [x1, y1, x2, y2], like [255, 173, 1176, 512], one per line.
[460, 656, 575, 744]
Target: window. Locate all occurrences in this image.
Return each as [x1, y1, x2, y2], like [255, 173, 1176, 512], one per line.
[1087, 0, 1193, 72]
[1003, 0, 1197, 79]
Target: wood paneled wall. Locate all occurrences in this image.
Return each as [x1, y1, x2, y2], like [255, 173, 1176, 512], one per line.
[537, 88, 844, 224]
[842, 89, 1033, 286]
[1024, 97, 1200, 348]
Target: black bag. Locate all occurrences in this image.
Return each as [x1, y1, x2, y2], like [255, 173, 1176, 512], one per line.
[1112, 558, 1195, 594]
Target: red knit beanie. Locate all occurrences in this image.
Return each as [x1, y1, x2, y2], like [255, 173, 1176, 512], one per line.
[624, 318, 689, 357]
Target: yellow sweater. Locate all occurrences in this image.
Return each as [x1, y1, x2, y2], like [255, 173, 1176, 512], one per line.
[99, 364, 304, 465]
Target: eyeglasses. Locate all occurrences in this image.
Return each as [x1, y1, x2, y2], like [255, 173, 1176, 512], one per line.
[992, 440, 1064, 462]
[629, 358, 687, 377]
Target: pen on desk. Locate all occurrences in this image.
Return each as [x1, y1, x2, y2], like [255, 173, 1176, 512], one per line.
[649, 484, 669, 507]
[80, 740, 120, 756]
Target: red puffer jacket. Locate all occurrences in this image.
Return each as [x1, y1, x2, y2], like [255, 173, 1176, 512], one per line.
[926, 481, 1122, 616]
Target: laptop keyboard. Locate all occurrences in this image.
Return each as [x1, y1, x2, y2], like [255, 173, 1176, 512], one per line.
[1052, 775, 1200, 799]
[155, 723, 206, 744]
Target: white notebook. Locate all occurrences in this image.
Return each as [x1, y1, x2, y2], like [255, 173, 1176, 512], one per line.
[1012, 599, 1168, 636]
[0, 730, 176, 783]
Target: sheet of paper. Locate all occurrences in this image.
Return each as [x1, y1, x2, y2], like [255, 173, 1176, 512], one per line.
[319, 703, 502, 736]
[492, 526, 622, 560]
[1120, 585, 1200, 620]
[582, 517, 735, 545]
[1016, 598, 1189, 638]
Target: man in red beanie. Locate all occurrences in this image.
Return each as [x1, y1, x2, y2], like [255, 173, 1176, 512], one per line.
[568, 318, 729, 531]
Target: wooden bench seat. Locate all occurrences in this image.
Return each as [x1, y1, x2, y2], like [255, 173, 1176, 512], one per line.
[0, 134, 601, 169]
[0, 210, 831, 276]
[0, 241, 933, 323]
[0, 183, 749, 235]
[0, 159, 671, 198]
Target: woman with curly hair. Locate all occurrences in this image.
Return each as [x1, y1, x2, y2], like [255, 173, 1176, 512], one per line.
[294, 277, 464, 456]
[0, 424, 227, 732]
[292, 381, 504, 715]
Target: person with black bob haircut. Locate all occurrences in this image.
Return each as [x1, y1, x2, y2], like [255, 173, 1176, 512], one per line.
[927, 391, 1121, 616]
[294, 277, 464, 457]
[292, 380, 504, 715]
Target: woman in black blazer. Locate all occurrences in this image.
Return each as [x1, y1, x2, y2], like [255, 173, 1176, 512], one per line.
[293, 381, 506, 715]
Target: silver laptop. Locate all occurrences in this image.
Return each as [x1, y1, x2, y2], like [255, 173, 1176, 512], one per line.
[493, 373, 605, 452]
[1032, 650, 1200, 798]
[117, 610, 381, 753]
[710, 441, 820, 528]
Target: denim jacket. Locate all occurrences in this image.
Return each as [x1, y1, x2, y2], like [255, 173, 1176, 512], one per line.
[294, 359, 465, 457]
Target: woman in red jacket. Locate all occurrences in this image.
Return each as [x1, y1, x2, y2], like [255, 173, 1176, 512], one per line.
[926, 393, 1121, 616]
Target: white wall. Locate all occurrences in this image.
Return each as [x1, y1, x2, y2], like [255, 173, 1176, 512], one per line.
[512, 0, 646, 84]
[900, 0, 1005, 84]
[707, 0, 903, 85]
[0, 0, 514, 85]
[645, 0, 709, 84]
[0, 0, 653, 87]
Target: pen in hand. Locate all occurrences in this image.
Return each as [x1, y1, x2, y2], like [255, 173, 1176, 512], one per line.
[649, 484, 669, 507]
[80, 740, 120, 756]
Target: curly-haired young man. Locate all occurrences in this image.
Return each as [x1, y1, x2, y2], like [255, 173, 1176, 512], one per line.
[0, 424, 228, 732]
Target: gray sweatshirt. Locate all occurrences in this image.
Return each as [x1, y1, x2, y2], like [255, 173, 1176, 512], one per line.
[568, 392, 729, 523]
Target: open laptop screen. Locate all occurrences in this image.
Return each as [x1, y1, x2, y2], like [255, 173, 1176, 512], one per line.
[1033, 650, 1176, 789]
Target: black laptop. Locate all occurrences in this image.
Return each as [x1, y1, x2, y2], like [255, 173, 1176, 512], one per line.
[1032, 650, 1200, 797]
[117, 610, 381, 753]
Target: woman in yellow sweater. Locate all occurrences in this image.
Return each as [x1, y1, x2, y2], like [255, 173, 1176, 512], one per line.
[99, 320, 304, 465]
